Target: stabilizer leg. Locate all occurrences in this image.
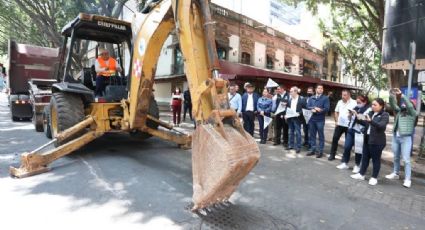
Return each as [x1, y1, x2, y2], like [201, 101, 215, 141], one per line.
[10, 116, 101, 178]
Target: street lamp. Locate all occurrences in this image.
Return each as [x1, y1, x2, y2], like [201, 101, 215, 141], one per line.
[417, 71, 425, 114]
[418, 71, 425, 91]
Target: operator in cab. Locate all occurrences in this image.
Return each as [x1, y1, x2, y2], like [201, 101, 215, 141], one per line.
[95, 48, 122, 97]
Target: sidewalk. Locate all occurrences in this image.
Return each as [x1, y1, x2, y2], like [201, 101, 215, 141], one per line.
[159, 110, 425, 179]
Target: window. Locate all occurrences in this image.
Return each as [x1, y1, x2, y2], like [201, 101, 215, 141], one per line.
[217, 47, 227, 60]
[173, 47, 184, 74]
[241, 52, 251, 65]
[266, 55, 274, 69]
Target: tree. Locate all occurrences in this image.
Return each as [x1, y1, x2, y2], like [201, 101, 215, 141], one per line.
[0, 0, 129, 54]
[279, 0, 405, 88]
[0, 0, 130, 74]
[280, 0, 384, 53]
[0, 1, 50, 54]
[320, 9, 387, 95]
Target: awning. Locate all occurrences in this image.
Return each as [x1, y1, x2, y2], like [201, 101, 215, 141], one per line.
[218, 60, 359, 90]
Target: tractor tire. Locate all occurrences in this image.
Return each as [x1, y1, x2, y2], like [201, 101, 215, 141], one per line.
[49, 92, 84, 145]
[43, 106, 52, 139]
[130, 97, 159, 140]
[33, 111, 44, 132]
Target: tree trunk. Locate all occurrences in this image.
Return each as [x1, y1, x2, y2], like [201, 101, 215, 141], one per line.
[388, 69, 407, 88]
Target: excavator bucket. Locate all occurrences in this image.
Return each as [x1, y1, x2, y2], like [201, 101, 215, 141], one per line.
[191, 123, 260, 210]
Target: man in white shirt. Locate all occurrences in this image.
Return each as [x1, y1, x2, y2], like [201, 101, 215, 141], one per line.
[242, 83, 259, 136]
[228, 83, 242, 115]
[272, 85, 289, 146]
[328, 89, 357, 161]
[286, 86, 306, 153]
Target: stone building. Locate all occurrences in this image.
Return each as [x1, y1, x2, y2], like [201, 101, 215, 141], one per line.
[145, 3, 355, 105]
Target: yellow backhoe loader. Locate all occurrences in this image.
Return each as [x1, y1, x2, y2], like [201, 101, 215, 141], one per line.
[10, 0, 260, 211]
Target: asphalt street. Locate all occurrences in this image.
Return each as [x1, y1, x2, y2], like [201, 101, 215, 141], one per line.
[1, 92, 425, 230]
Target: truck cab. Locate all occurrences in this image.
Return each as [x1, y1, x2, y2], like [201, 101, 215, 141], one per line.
[7, 41, 60, 121]
[54, 13, 133, 103]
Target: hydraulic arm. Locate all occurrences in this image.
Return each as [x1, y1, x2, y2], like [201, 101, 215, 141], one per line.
[10, 0, 260, 212]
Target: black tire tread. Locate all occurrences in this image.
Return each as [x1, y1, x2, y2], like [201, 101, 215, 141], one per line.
[34, 113, 44, 132]
[43, 106, 52, 139]
[50, 92, 84, 135]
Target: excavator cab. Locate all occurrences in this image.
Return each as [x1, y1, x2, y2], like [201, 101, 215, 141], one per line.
[56, 13, 132, 103]
[10, 0, 260, 212]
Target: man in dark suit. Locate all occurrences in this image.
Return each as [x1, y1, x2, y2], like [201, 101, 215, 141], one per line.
[303, 86, 314, 147]
[272, 85, 290, 146]
[286, 86, 307, 153]
[242, 83, 260, 136]
[306, 84, 330, 158]
[183, 89, 192, 121]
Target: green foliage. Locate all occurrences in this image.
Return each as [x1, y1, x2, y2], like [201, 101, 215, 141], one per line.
[277, 0, 387, 93]
[0, 0, 129, 55]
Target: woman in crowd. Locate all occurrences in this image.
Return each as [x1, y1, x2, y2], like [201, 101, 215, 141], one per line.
[170, 87, 183, 127]
[385, 88, 417, 188]
[351, 98, 389, 186]
[336, 95, 370, 172]
[257, 88, 273, 144]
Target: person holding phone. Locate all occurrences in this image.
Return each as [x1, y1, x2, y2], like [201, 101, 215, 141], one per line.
[337, 95, 370, 172]
[351, 98, 389, 186]
[385, 88, 417, 188]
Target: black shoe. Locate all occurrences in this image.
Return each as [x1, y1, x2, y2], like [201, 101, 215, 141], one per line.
[328, 154, 335, 161]
[316, 153, 323, 158]
[260, 140, 266, 144]
[306, 151, 315, 156]
[296, 149, 301, 153]
[285, 147, 292, 150]
[273, 142, 281, 146]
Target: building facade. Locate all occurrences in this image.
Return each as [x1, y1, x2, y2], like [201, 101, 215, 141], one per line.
[118, 1, 355, 105]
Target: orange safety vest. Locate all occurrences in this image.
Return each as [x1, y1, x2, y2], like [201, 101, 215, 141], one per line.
[97, 57, 117, 77]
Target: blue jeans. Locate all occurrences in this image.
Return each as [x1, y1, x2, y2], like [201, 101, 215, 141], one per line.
[95, 76, 106, 96]
[257, 113, 270, 141]
[341, 128, 362, 165]
[392, 134, 412, 180]
[288, 118, 302, 150]
[309, 120, 325, 153]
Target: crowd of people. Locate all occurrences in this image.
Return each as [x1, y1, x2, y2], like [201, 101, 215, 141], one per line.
[168, 81, 417, 188]
[226, 82, 417, 188]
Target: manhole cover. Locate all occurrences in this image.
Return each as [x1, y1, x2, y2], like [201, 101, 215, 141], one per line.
[198, 204, 296, 230]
